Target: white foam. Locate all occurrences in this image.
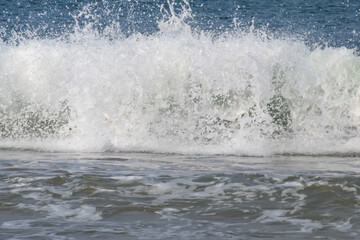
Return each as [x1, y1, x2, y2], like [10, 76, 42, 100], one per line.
[1, 3, 360, 156]
[256, 209, 323, 232]
[1, 220, 31, 229]
[45, 204, 102, 221]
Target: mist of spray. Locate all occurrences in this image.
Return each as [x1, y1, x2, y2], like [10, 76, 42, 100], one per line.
[1, 1, 360, 155]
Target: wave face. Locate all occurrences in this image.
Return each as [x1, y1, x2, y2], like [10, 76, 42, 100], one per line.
[1, 2, 360, 155]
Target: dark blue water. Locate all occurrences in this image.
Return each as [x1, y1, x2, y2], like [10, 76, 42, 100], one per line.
[1, 0, 359, 49]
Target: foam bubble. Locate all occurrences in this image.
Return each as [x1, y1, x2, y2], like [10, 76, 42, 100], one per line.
[1, 2, 360, 156]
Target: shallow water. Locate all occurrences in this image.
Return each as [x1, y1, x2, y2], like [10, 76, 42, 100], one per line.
[1, 1, 360, 239]
[1, 151, 359, 239]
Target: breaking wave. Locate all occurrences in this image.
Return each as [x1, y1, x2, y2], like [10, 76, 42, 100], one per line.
[1, 2, 360, 155]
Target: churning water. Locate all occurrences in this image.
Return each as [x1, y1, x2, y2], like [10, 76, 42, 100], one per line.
[0, 0, 360, 239]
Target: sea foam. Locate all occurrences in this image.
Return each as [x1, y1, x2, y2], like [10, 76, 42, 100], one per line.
[0, 2, 360, 155]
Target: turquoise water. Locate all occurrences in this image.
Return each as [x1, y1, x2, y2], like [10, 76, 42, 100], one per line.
[1, 0, 360, 239]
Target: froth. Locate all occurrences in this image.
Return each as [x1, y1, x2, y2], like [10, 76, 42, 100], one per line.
[1, 4, 360, 155]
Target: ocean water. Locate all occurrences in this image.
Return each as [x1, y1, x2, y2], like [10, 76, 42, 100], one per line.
[0, 0, 360, 239]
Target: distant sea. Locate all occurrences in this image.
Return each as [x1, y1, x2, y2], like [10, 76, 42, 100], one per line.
[0, 1, 360, 239]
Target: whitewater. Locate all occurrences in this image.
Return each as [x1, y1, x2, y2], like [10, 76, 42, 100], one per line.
[1, 1, 360, 239]
[1, 2, 360, 156]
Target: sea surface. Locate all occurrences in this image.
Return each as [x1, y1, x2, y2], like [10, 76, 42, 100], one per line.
[0, 0, 360, 239]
